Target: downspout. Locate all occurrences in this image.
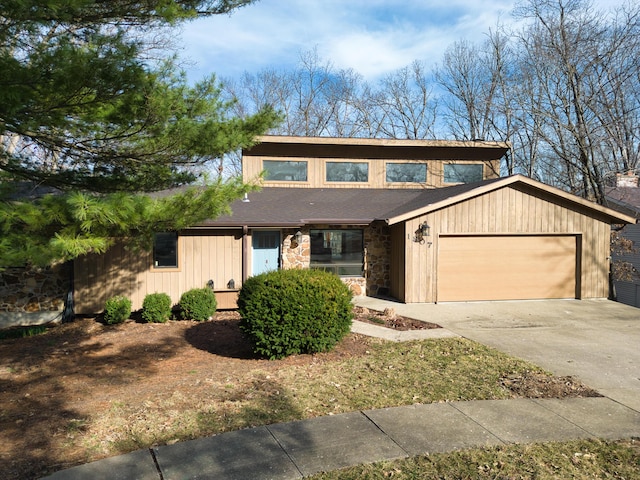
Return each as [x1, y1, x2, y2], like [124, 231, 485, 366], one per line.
[242, 225, 249, 283]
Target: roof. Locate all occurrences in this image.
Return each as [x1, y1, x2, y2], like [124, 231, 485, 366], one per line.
[244, 135, 511, 162]
[605, 186, 640, 218]
[203, 175, 635, 228]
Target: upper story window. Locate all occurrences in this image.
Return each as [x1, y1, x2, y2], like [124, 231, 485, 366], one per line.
[444, 163, 484, 184]
[263, 160, 308, 181]
[153, 232, 178, 268]
[386, 163, 427, 183]
[326, 162, 369, 182]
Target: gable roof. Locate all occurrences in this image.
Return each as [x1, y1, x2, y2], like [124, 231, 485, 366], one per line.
[203, 175, 635, 228]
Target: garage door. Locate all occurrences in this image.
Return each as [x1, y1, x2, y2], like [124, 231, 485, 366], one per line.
[438, 235, 577, 302]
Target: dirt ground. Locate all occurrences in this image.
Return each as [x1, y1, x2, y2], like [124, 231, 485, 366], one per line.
[0, 309, 599, 480]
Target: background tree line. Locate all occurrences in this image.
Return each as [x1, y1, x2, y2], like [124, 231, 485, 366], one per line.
[223, 0, 640, 205]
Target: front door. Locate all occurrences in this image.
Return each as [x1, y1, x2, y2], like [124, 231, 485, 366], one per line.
[252, 230, 281, 275]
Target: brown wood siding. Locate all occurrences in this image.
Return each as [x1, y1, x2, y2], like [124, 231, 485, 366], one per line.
[74, 230, 243, 314]
[243, 154, 499, 189]
[402, 185, 613, 302]
[389, 224, 406, 301]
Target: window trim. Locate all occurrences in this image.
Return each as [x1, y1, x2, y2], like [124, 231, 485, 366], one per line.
[309, 228, 364, 277]
[151, 232, 181, 272]
[325, 161, 370, 183]
[443, 163, 484, 184]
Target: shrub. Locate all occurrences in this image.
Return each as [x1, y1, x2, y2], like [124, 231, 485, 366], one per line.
[103, 295, 132, 324]
[142, 292, 172, 323]
[238, 269, 353, 359]
[179, 288, 217, 321]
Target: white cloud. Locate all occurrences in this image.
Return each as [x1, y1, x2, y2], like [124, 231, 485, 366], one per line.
[178, 0, 628, 83]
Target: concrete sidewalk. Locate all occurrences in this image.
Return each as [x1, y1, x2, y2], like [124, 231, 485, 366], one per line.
[43, 396, 640, 480]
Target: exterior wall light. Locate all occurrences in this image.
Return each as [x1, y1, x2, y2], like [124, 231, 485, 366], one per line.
[227, 278, 235, 289]
[413, 222, 430, 244]
[294, 230, 303, 245]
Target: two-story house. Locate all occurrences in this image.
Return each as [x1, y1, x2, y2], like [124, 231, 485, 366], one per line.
[73, 135, 634, 314]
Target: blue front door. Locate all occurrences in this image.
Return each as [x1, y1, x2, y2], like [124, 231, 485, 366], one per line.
[252, 230, 280, 275]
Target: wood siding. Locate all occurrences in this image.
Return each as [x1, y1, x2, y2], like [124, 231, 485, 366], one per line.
[401, 184, 613, 303]
[243, 155, 500, 189]
[74, 230, 243, 314]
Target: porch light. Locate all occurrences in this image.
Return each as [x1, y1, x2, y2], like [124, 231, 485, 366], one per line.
[413, 222, 430, 244]
[227, 278, 235, 289]
[294, 230, 303, 245]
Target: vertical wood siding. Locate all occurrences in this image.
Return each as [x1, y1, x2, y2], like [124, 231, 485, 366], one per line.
[243, 154, 499, 189]
[74, 230, 242, 314]
[402, 185, 613, 303]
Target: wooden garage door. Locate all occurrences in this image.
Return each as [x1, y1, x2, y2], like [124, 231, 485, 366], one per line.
[438, 235, 577, 302]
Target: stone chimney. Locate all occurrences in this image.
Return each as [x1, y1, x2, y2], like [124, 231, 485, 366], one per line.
[616, 171, 639, 188]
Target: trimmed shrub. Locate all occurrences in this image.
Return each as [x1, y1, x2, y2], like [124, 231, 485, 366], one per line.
[142, 292, 172, 323]
[238, 269, 353, 359]
[103, 295, 132, 324]
[179, 288, 217, 321]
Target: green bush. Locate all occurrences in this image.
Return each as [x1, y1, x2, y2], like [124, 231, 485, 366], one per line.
[179, 287, 217, 321]
[238, 269, 353, 359]
[103, 295, 132, 324]
[142, 292, 172, 323]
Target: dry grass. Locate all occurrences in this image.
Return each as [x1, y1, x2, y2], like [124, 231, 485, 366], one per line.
[308, 439, 640, 479]
[0, 315, 600, 479]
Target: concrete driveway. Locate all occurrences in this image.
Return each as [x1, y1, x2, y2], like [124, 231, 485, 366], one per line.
[356, 297, 640, 412]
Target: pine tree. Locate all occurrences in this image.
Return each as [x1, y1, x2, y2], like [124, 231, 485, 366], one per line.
[0, 0, 279, 265]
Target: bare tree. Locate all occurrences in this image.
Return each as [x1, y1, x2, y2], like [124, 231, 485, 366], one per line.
[512, 0, 640, 202]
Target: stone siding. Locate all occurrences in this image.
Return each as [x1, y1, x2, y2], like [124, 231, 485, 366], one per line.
[0, 264, 70, 313]
[364, 222, 392, 296]
[280, 224, 391, 298]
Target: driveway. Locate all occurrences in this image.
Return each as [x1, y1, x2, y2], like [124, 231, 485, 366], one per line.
[355, 297, 640, 412]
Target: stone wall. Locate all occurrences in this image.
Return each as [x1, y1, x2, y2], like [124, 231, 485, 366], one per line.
[0, 264, 70, 314]
[364, 222, 392, 296]
[280, 224, 392, 298]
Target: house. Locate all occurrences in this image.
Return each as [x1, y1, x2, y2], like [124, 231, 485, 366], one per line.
[73, 136, 636, 314]
[605, 172, 640, 307]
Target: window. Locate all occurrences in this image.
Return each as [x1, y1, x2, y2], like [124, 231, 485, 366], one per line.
[326, 162, 369, 182]
[310, 229, 364, 276]
[386, 163, 427, 183]
[444, 164, 484, 183]
[263, 160, 307, 181]
[153, 232, 178, 268]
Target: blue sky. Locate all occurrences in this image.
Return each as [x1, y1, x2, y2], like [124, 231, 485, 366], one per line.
[178, 0, 625, 84]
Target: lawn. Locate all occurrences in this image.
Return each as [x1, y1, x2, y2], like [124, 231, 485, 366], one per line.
[0, 310, 617, 479]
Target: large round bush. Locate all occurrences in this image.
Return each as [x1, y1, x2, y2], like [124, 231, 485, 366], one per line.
[179, 287, 217, 321]
[238, 269, 353, 359]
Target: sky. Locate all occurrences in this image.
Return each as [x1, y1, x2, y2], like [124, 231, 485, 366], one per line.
[178, 0, 626, 84]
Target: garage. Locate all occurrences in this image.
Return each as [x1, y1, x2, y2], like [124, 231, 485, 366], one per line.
[437, 234, 578, 302]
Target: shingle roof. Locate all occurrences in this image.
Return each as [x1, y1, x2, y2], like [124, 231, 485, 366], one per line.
[605, 186, 640, 218]
[203, 177, 504, 227]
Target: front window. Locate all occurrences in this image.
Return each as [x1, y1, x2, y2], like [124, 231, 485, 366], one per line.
[263, 160, 308, 181]
[444, 164, 484, 183]
[326, 162, 369, 182]
[386, 163, 427, 183]
[310, 229, 364, 276]
[153, 232, 178, 268]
